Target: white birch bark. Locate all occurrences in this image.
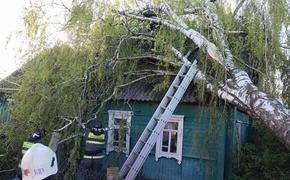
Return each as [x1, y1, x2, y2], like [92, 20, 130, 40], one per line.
[119, 2, 290, 149]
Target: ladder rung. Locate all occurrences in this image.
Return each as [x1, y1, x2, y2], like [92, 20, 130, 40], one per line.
[126, 164, 132, 168]
[147, 128, 153, 132]
[179, 75, 185, 79]
[167, 95, 173, 100]
[153, 117, 159, 121]
[173, 85, 179, 89]
[185, 63, 191, 67]
[160, 106, 166, 110]
[132, 151, 139, 155]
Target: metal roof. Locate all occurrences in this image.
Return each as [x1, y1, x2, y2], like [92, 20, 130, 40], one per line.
[117, 80, 198, 103]
[0, 70, 22, 94]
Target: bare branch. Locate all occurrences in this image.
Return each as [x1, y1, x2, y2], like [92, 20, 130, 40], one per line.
[58, 133, 83, 144]
[53, 117, 75, 132]
[117, 55, 179, 66]
[119, 9, 226, 68]
[226, 30, 247, 35]
[233, 0, 248, 17]
[0, 79, 21, 87]
[160, 1, 189, 29]
[0, 169, 15, 173]
[124, 70, 177, 76]
[83, 73, 166, 125]
[0, 88, 20, 91]
[183, 7, 204, 15]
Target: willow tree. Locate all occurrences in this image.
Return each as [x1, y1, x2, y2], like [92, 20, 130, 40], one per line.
[70, 0, 289, 148]
[2, 0, 290, 175]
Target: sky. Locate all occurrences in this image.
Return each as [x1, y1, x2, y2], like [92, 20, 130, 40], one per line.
[0, 0, 70, 80]
[0, 1, 28, 79]
[1, 0, 287, 79]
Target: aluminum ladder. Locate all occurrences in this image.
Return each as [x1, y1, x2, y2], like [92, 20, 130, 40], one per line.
[119, 58, 198, 180]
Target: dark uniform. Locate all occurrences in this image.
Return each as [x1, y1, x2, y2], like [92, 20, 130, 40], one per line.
[77, 128, 106, 180]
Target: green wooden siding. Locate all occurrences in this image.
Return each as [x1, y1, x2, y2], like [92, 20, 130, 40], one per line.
[101, 101, 248, 180]
[0, 95, 11, 123]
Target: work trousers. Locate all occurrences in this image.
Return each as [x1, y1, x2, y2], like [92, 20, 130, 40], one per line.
[76, 158, 104, 180]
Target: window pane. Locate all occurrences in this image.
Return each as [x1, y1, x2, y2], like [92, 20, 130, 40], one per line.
[162, 131, 169, 148]
[165, 122, 178, 130]
[114, 129, 119, 141]
[114, 118, 122, 125]
[170, 132, 177, 153]
[113, 141, 118, 146]
[162, 146, 168, 152]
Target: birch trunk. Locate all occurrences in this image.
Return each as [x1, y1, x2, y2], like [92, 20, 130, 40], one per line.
[120, 1, 290, 149]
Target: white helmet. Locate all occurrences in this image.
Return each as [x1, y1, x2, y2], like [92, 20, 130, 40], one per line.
[21, 143, 58, 180]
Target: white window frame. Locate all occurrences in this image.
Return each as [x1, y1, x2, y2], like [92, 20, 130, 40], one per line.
[155, 115, 184, 164]
[107, 110, 132, 156]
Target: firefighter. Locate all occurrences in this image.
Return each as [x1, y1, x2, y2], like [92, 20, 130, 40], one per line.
[21, 129, 42, 155]
[76, 121, 106, 180]
[142, 9, 159, 32]
[138, 9, 159, 52]
[12, 129, 43, 180]
[21, 143, 58, 180]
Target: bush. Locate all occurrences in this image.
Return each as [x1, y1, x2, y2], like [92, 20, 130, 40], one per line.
[232, 126, 290, 180]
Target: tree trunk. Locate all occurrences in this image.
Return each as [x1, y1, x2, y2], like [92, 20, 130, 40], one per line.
[119, 1, 290, 149]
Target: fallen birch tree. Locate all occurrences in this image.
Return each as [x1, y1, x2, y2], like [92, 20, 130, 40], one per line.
[116, 0, 290, 149]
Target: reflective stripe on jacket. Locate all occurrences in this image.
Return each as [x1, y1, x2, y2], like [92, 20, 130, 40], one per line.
[83, 155, 105, 159]
[83, 132, 106, 159]
[21, 141, 34, 154]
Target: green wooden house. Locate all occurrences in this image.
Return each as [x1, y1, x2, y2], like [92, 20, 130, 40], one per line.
[0, 69, 250, 179]
[97, 81, 250, 180]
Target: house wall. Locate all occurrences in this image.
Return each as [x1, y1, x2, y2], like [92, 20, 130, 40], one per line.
[0, 94, 11, 123]
[101, 101, 248, 180]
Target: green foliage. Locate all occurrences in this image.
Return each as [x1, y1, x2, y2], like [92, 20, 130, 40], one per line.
[1, 0, 289, 178]
[216, 0, 288, 96]
[0, 44, 89, 178]
[24, 8, 40, 39]
[66, 0, 93, 43]
[232, 126, 290, 180]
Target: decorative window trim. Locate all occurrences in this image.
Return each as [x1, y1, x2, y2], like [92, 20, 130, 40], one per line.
[155, 115, 184, 164]
[107, 110, 132, 156]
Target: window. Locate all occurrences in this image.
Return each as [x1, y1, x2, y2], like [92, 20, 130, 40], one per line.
[156, 115, 184, 164]
[107, 110, 132, 156]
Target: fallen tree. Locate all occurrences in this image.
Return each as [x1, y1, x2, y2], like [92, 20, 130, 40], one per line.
[115, 0, 290, 148]
[1, 0, 289, 178]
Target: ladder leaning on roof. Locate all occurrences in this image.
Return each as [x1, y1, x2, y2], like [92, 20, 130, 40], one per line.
[119, 58, 198, 180]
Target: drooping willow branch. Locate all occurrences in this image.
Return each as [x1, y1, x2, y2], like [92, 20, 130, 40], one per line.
[82, 73, 171, 125]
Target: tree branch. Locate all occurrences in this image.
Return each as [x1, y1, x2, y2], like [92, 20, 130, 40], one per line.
[53, 117, 75, 132]
[119, 9, 226, 68]
[233, 0, 248, 17]
[0, 79, 21, 87]
[0, 88, 20, 91]
[58, 133, 83, 144]
[0, 169, 15, 173]
[82, 73, 167, 125]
